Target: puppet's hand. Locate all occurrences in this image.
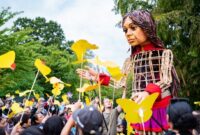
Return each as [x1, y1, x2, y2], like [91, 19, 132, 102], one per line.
[131, 91, 149, 104]
[76, 66, 97, 81]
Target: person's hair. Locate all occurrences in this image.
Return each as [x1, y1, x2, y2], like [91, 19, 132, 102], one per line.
[50, 105, 59, 115]
[43, 115, 65, 135]
[13, 113, 30, 126]
[167, 98, 198, 135]
[20, 126, 44, 135]
[31, 113, 40, 125]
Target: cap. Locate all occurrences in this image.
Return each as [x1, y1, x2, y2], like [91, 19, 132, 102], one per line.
[72, 106, 103, 134]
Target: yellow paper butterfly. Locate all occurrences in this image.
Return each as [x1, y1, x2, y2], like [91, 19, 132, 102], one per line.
[107, 66, 124, 81]
[76, 83, 99, 93]
[127, 122, 135, 135]
[0, 51, 16, 70]
[34, 93, 40, 100]
[116, 93, 159, 123]
[85, 96, 91, 105]
[88, 56, 118, 68]
[19, 90, 34, 97]
[53, 83, 64, 91]
[25, 100, 34, 107]
[194, 101, 200, 106]
[50, 76, 71, 87]
[88, 57, 123, 81]
[52, 87, 61, 96]
[15, 90, 20, 94]
[11, 102, 24, 114]
[34, 59, 51, 80]
[71, 39, 98, 63]
[62, 94, 69, 104]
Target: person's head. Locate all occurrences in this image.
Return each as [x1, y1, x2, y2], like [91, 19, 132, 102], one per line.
[13, 113, 31, 128]
[103, 98, 112, 109]
[24, 107, 31, 114]
[49, 104, 59, 115]
[72, 106, 103, 135]
[38, 98, 45, 106]
[43, 115, 65, 135]
[117, 122, 124, 133]
[31, 112, 45, 125]
[0, 117, 7, 128]
[67, 108, 72, 115]
[122, 10, 164, 51]
[167, 98, 198, 135]
[20, 126, 44, 135]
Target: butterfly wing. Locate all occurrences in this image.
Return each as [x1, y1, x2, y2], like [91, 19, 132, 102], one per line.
[52, 87, 61, 96]
[139, 93, 159, 122]
[71, 40, 98, 61]
[107, 67, 124, 81]
[34, 59, 51, 77]
[116, 98, 141, 123]
[85, 84, 99, 92]
[0, 51, 15, 69]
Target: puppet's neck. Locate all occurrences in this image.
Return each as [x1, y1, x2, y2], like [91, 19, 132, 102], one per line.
[131, 43, 160, 57]
[137, 43, 156, 51]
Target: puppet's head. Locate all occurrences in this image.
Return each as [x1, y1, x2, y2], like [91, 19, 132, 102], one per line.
[122, 10, 164, 53]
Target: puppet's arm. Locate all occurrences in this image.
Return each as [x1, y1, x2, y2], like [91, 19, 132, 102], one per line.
[157, 49, 173, 90]
[108, 57, 133, 89]
[145, 49, 173, 97]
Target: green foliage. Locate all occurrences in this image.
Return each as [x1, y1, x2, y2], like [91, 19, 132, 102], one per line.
[153, 0, 200, 105]
[0, 8, 80, 100]
[113, 0, 200, 106]
[13, 17, 66, 46]
[0, 7, 22, 26]
[113, 0, 155, 16]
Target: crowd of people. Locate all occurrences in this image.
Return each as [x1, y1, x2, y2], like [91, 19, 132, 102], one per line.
[0, 95, 199, 135]
[0, 95, 125, 135]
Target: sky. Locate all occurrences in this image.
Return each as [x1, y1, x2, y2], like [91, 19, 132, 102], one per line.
[1, 0, 130, 67]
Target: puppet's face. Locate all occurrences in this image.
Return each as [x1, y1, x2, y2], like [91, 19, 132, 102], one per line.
[123, 17, 149, 47]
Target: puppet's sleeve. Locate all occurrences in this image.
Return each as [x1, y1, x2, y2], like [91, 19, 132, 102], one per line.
[108, 57, 133, 89]
[145, 49, 173, 96]
[98, 73, 110, 86]
[98, 57, 133, 88]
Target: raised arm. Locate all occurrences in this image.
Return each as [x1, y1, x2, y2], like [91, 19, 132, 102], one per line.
[76, 57, 133, 89]
[109, 57, 133, 89]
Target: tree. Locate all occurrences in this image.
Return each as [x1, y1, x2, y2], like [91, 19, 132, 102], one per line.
[13, 17, 66, 46]
[113, 0, 200, 105]
[0, 8, 80, 99]
[113, 0, 155, 16]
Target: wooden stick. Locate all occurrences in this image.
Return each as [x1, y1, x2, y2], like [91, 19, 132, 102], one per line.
[20, 70, 39, 122]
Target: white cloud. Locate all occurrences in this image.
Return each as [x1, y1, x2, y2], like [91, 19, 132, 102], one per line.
[0, 0, 130, 67]
[42, 0, 66, 10]
[55, 0, 129, 66]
